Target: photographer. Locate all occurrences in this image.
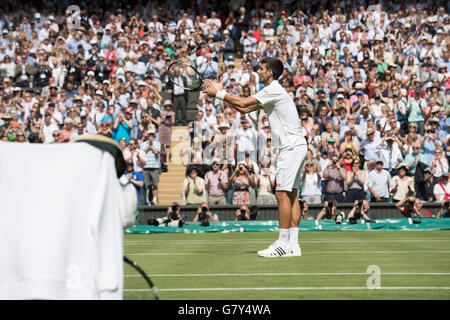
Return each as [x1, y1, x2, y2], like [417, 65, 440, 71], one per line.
[395, 196, 424, 219]
[148, 201, 184, 228]
[316, 200, 338, 222]
[347, 200, 375, 224]
[193, 202, 218, 227]
[298, 198, 309, 220]
[436, 201, 450, 219]
[234, 205, 251, 221]
[323, 155, 347, 202]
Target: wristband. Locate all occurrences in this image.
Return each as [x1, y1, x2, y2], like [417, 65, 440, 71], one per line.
[215, 90, 227, 101]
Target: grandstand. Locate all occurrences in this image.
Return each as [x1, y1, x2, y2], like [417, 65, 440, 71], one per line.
[0, 0, 450, 302]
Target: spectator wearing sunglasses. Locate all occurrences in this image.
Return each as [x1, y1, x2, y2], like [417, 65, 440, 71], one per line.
[205, 160, 228, 205]
[405, 142, 428, 175]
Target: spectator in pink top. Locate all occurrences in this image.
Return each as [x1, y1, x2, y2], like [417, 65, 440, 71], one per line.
[205, 160, 229, 205]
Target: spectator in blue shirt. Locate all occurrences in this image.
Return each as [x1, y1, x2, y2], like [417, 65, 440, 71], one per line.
[123, 161, 144, 203]
[113, 108, 133, 144]
[405, 142, 428, 175]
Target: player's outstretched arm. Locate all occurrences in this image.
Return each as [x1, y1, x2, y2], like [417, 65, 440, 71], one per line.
[203, 79, 260, 114]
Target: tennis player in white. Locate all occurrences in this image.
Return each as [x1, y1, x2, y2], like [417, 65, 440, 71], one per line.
[203, 58, 307, 257]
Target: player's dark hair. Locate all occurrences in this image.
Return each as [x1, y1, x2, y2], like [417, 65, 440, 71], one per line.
[261, 58, 284, 80]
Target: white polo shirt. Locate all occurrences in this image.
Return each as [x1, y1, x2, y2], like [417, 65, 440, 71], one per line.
[252, 80, 306, 150]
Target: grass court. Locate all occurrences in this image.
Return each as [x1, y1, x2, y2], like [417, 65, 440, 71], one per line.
[123, 230, 450, 300]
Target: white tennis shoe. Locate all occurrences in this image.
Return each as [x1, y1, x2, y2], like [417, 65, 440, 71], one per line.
[257, 241, 289, 258]
[285, 244, 302, 257]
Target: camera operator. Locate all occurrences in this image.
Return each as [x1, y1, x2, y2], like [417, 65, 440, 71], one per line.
[347, 200, 375, 224]
[148, 201, 184, 227]
[316, 200, 338, 221]
[436, 201, 450, 218]
[193, 202, 218, 227]
[298, 198, 309, 220]
[234, 205, 251, 221]
[395, 196, 424, 220]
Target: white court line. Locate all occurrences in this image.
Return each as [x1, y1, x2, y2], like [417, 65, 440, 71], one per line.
[124, 272, 450, 277]
[124, 239, 450, 245]
[124, 286, 450, 292]
[126, 250, 450, 256]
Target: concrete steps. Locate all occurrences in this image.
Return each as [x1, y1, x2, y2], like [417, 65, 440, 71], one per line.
[157, 126, 189, 205]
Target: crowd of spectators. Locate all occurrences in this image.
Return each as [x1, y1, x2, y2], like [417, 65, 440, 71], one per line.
[0, 1, 449, 208]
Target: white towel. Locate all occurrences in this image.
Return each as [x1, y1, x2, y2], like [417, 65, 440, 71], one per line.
[0, 141, 136, 299]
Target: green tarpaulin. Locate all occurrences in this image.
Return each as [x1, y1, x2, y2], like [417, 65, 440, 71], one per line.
[125, 218, 450, 234]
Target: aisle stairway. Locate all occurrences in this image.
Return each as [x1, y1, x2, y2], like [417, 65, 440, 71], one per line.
[156, 57, 243, 206]
[157, 126, 189, 205]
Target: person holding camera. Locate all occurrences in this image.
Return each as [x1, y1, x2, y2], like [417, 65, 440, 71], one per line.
[395, 196, 424, 218]
[436, 200, 450, 219]
[193, 202, 218, 226]
[323, 155, 347, 202]
[256, 162, 277, 205]
[230, 163, 254, 205]
[148, 202, 184, 227]
[234, 205, 251, 221]
[316, 200, 337, 221]
[347, 200, 374, 224]
[205, 160, 228, 205]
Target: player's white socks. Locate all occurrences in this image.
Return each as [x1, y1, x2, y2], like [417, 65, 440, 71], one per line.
[288, 227, 299, 247]
[278, 229, 289, 246]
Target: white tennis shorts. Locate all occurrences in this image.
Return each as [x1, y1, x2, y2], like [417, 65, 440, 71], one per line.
[275, 144, 308, 192]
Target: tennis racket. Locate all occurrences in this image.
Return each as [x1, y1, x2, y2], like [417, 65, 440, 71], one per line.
[124, 255, 159, 300]
[167, 61, 209, 91]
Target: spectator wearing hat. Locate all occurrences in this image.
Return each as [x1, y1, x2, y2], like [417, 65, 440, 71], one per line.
[159, 99, 175, 163]
[367, 160, 391, 202]
[434, 173, 450, 202]
[183, 166, 206, 205]
[389, 163, 415, 202]
[219, 29, 235, 64]
[360, 127, 381, 169]
[340, 129, 360, 159]
[141, 129, 161, 205]
[377, 134, 404, 176]
[417, 166, 438, 202]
